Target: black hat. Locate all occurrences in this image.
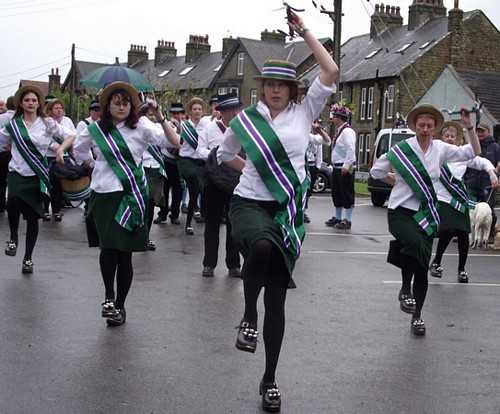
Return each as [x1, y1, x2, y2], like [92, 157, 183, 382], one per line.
[209, 94, 219, 105]
[89, 100, 100, 111]
[169, 102, 185, 113]
[215, 93, 242, 111]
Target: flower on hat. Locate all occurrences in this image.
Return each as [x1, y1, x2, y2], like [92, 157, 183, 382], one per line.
[330, 99, 353, 118]
[393, 114, 408, 129]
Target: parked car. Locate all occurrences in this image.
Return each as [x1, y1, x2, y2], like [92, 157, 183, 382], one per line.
[312, 162, 333, 193]
[367, 127, 415, 206]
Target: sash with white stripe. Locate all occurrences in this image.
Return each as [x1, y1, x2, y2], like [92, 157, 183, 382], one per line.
[386, 140, 440, 237]
[5, 118, 51, 196]
[88, 123, 148, 232]
[147, 144, 167, 178]
[439, 164, 476, 213]
[180, 120, 199, 150]
[229, 106, 309, 258]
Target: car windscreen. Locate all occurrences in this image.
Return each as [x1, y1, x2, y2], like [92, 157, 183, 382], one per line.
[375, 132, 414, 158]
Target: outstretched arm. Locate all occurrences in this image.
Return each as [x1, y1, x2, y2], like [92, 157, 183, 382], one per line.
[287, 11, 339, 87]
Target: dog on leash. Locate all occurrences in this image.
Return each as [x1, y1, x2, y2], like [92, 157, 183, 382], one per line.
[470, 202, 493, 250]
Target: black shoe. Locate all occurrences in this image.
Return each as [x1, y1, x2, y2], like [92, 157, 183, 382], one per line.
[169, 215, 180, 225]
[101, 299, 116, 318]
[398, 290, 416, 314]
[325, 217, 340, 227]
[153, 214, 167, 224]
[181, 203, 188, 214]
[53, 213, 63, 222]
[22, 259, 33, 274]
[457, 270, 469, 283]
[335, 219, 352, 229]
[260, 380, 281, 413]
[106, 308, 126, 326]
[202, 266, 214, 277]
[185, 226, 194, 235]
[411, 317, 426, 336]
[5, 240, 17, 256]
[147, 240, 156, 251]
[288, 277, 297, 289]
[43, 213, 51, 222]
[195, 216, 205, 224]
[304, 214, 311, 223]
[235, 320, 258, 353]
[429, 263, 443, 278]
[228, 267, 241, 278]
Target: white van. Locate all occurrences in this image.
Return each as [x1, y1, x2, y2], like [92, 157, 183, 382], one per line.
[367, 127, 415, 206]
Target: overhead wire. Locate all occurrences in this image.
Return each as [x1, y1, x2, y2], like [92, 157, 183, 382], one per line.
[360, 0, 429, 105]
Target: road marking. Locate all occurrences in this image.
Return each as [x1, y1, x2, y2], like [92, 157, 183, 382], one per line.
[306, 250, 500, 258]
[382, 280, 500, 287]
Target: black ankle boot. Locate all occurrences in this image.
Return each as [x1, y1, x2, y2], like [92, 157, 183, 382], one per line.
[260, 380, 281, 412]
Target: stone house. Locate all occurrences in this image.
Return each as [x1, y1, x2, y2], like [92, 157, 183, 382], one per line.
[57, 0, 500, 169]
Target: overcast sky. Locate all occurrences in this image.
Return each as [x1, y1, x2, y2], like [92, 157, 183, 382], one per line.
[0, 0, 498, 99]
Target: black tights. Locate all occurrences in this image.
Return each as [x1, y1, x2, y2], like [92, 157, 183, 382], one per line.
[7, 196, 39, 261]
[99, 249, 133, 309]
[432, 229, 469, 272]
[400, 254, 428, 319]
[242, 239, 288, 384]
[185, 175, 199, 228]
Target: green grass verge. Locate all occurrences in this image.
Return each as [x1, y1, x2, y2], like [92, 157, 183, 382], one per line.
[355, 181, 370, 196]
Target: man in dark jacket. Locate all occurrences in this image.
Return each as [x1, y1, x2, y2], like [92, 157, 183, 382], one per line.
[464, 122, 500, 240]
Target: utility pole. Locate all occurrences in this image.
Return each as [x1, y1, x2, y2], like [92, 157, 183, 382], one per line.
[321, 0, 342, 98]
[69, 43, 75, 121]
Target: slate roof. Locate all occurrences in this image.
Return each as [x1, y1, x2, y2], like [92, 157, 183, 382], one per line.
[455, 66, 500, 122]
[129, 52, 225, 92]
[18, 80, 49, 97]
[234, 37, 330, 72]
[300, 10, 478, 85]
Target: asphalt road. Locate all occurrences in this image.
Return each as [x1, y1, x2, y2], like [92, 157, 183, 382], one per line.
[1, 195, 499, 414]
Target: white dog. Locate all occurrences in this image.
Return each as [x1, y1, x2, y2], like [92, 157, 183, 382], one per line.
[470, 202, 493, 250]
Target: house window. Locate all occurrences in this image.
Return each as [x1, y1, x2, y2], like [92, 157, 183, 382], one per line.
[365, 48, 381, 59]
[396, 42, 414, 54]
[358, 133, 371, 166]
[237, 52, 245, 75]
[158, 69, 171, 78]
[250, 89, 258, 106]
[360, 88, 367, 120]
[217, 87, 228, 95]
[367, 87, 374, 120]
[386, 85, 395, 119]
[179, 66, 195, 75]
[419, 40, 434, 50]
[230, 87, 239, 95]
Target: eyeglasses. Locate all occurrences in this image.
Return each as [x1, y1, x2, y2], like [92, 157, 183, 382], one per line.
[110, 100, 130, 108]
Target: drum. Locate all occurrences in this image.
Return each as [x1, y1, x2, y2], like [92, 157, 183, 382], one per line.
[61, 176, 91, 202]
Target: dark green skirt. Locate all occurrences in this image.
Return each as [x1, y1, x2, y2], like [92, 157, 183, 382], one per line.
[387, 207, 433, 269]
[144, 167, 165, 206]
[229, 195, 295, 277]
[440, 202, 471, 233]
[7, 172, 44, 218]
[177, 157, 206, 188]
[86, 191, 148, 252]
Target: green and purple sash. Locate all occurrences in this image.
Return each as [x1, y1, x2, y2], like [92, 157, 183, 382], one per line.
[88, 123, 148, 232]
[440, 164, 476, 213]
[6, 118, 50, 196]
[181, 121, 199, 150]
[230, 106, 309, 258]
[147, 144, 167, 178]
[387, 140, 440, 236]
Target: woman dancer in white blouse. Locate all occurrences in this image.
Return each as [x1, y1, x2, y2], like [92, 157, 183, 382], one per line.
[57, 82, 178, 326]
[1, 86, 75, 273]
